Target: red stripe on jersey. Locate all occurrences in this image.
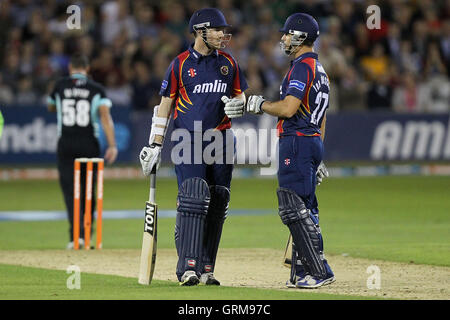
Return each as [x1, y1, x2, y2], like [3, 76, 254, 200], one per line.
[215, 115, 231, 131]
[301, 58, 316, 113]
[177, 51, 193, 104]
[277, 120, 284, 137]
[296, 131, 320, 137]
[287, 67, 295, 82]
[170, 63, 177, 98]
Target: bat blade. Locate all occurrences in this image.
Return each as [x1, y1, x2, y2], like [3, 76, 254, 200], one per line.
[138, 201, 158, 285]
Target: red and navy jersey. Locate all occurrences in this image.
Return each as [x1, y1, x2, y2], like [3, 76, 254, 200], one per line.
[159, 45, 248, 132]
[277, 52, 330, 137]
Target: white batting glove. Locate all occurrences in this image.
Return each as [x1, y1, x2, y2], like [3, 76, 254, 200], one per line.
[139, 144, 162, 176]
[246, 95, 265, 115]
[316, 161, 329, 186]
[221, 96, 244, 118]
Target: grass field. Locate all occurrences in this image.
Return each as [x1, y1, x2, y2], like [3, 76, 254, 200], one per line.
[0, 175, 449, 301]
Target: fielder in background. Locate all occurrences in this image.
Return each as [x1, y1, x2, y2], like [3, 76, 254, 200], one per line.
[140, 8, 248, 286]
[47, 54, 118, 249]
[242, 13, 335, 288]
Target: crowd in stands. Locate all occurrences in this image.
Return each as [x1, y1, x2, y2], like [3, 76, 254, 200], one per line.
[0, 0, 448, 113]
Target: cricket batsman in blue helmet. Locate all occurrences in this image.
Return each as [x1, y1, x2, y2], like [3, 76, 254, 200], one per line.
[232, 12, 335, 288]
[139, 8, 248, 286]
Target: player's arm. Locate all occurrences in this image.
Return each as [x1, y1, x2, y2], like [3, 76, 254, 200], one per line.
[246, 94, 301, 118]
[261, 95, 300, 118]
[320, 113, 326, 141]
[139, 96, 174, 176]
[99, 105, 118, 164]
[151, 96, 175, 146]
[47, 82, 57, 112]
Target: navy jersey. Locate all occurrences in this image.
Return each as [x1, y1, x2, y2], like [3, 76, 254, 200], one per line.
[48, 74, 112, 139]
[278, 52, 330, 137]
[160, 45, 248, 132]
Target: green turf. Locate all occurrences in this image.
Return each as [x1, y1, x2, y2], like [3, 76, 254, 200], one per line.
[0, 176, 449, 300]
[0, 264, 377, 300]
[0, 176, 448, 266]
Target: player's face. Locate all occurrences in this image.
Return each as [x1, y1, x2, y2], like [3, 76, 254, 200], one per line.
[205, 27, 231, 49]
[281, 33, 292, 47]
[281, 33, 295, 55]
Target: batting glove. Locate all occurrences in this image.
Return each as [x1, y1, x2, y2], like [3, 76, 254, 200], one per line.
[316, 161, 329, 186]
[222, 96, 244, 118]
[139, 144, 162, 176]
[246, 95, 265, 115]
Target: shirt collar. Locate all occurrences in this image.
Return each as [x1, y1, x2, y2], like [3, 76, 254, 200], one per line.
[188, 44, 218, 61]
[292, 52, 318, 65]
[70, 73, 88, 79]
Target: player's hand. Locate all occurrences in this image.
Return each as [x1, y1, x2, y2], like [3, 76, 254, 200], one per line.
[316, 161, 329, 186]
[221, 96, 244, 118]
[139, 144, 162, 176]
[246, 95, 265, 115]
[104, 146, 118, 164]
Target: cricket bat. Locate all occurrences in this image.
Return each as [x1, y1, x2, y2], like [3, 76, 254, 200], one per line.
[283, 234, 293, 268]
[138, 166, 158, 285]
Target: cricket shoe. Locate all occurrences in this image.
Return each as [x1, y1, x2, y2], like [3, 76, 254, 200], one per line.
[66, 239, 84, 250]
[285, 278, 297, 288]
[200, 272, 220, 286]
[179, 271, 200, 286]
[296, 275, 336, 289]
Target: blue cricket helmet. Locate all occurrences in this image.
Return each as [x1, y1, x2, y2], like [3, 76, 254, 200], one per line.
[280, 13, 320, 43]
[189, 8, 231, 33]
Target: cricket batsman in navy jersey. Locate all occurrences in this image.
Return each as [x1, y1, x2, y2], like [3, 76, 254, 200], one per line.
[240, 13, 335, 288]
[139, 8, 248, 286]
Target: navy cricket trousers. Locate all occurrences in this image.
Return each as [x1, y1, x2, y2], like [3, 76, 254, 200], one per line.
[277, 135, 323, 212]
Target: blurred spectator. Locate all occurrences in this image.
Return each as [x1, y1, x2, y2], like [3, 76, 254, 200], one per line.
[398, 40, 421, 74]
[0, 0, 447, 113]
[338, 66, 367, 111]
[421, 75, 450, 113]
[318, 34, 348, 111]
[360, 43, 390, 81]
[245, 54, 265, 96]
[49, 38, 69, 75]
[15, 75, 37, 105]
[33, 55, 53, 94]
[133, 1, 159, 38]
[101, 0, 138, 45]
[162, 2, 188, 38]
[130, 60, 161, 111]
[1, 52, 21, 90]
[392, 72, 423, 113]
[105, 72, 132, 106]
[0, 74, 14, 105]
[367, 74, 393, 110]
[423, 42, 447, 78]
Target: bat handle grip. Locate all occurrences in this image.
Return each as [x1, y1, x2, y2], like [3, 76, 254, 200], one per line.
[149, 166, 156, 203]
